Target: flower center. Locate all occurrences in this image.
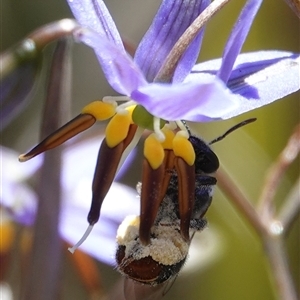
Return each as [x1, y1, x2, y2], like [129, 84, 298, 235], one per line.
[19, 96, 197, 252]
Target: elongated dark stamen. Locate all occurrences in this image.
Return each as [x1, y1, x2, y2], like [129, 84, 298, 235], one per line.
[69, 124, 138, 254]
[88, 124, 138, 224]
[139, 160, 165, 245]
[122, 123, 139, 150]
[175, 157, 195, 241]
[88, 140, 124, 225]
[19, 114, 96, 162]
[159, 149, 176, 202]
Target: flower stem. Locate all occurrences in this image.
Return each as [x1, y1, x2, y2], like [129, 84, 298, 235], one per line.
[262, 235, 298, 300]
[22, 39, 72, 300]
[216, 166, 267, 236]
[258, 124, 300, 224]
[278, 177, 300, 233]
[218, 124, 300, 300]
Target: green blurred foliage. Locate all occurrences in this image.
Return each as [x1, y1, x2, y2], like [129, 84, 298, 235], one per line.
[1, 0, 299, 299]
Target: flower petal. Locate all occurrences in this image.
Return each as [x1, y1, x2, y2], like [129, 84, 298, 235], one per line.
[191, 51, 300, 119]
[74, 28, 147, 95]
[1, 146, 39, 226]
[1, 177, 37, 226]
[226, 52, 300, 118]
[131, 77, 238, 122]
[134, 0, 210, 82]
[217, 0, 262, 83]
[66, 0, 124, 50]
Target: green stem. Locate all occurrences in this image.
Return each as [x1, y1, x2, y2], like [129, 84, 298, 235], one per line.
[262, 235, 298, 300]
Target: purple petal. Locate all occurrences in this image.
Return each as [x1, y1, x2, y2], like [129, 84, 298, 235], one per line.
[134, 0, 210, 82]
[217, 0, 262, 83]
[131, 77, 238, 122]
[225, 52, 300, 118]
[191, 51, 300, 119]
[1, 146, 40, 226]
[74, 28, 147, 95]
[1, 177, 37, 226]
[66, 0, 124, 50]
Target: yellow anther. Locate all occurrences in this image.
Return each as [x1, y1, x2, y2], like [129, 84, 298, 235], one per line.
[81, 101, 116, 121]
[105, 112, 132, 148]
[160, 127, 175, 150]
[144, 134, 165, 169]
[173, 131, 195, 166]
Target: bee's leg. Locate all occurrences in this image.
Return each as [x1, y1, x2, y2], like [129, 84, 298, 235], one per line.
[189, 218, 208, 231]
[193, 175, 217, 218]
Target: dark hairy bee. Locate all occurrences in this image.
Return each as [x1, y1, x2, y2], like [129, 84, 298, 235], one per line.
[116, 135, 217, 286]
[116, 119, 256, 291]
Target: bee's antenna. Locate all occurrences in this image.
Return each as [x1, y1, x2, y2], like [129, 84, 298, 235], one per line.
[209, 118, 257, 145]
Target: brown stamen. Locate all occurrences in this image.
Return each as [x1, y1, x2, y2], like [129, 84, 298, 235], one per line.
[139, 159, 165, 245]
[159, 149, 176, 202]
[88, 140, 124, 225]
[174, 157, 195, 241]
[19, 114, 96, 162]
[87, 124, 138, 225]
[123, 124, 138, 150]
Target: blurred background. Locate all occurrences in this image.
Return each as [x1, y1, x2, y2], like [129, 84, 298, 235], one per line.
[1, 0, 299, 299]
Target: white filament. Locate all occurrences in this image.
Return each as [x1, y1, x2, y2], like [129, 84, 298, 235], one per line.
[68, 225, 94, 254]
[103, 95, 130, 102]
[176, 120, 189, 133]
[153, 117, 165, 142]
[116, 101, 137, 115]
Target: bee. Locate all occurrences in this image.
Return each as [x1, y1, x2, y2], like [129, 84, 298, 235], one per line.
[115, 119, 256, 298]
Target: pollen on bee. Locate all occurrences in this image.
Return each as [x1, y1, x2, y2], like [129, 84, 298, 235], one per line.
[116, 215, 189, 267]
[116, 215, 140, 244]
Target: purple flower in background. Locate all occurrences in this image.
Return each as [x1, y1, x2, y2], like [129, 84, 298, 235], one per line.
[1, 139, 139, 265]
[1, 146, 39, 226]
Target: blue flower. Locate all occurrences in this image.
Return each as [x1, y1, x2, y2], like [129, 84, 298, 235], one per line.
[19, 0, 300, 251]
[66, 0, 299, 121]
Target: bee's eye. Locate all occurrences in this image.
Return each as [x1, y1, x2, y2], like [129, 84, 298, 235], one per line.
[189, 136, 219, 173]
[198, 149, 219, 173]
